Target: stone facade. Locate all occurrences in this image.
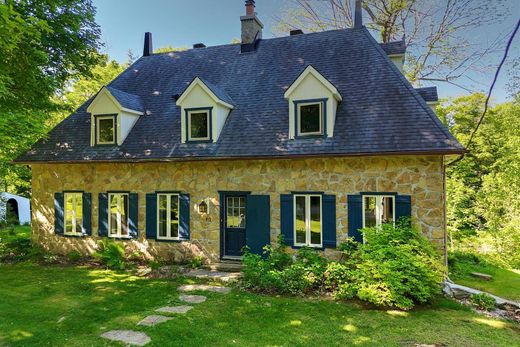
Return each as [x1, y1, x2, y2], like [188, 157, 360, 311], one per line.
[30, 155, 446, 262]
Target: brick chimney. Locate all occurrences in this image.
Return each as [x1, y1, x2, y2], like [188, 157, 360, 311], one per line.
[240, 0, 263, 52]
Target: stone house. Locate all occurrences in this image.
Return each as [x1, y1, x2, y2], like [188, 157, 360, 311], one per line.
[16, 1, 464, 263]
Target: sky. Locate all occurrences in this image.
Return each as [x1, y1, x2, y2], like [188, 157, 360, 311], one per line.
[92, 0, 519, 103]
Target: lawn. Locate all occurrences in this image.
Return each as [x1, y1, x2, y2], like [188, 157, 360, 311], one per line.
[0, 263, 519, 347]
[449, 256, 520, 302]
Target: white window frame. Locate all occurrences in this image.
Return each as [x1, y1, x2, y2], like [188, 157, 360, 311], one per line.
[362, 195, 396, 229]
[108, 193, 129, 238]
[156, 193, 180, 240]
[187, 110, 211, 141]
[64, 192, 83, 236]
[297, 102, 323, 136]
[293, 194, 323, 248]
[96, 115, 116, 144]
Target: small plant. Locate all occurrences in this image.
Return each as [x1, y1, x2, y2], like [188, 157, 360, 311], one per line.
[94, 240, 127, 270]
[67, 250, 82, 262]
[148, 260, 161, 270]
[470, 293, 496, 311]
[189, 255, 205, 269]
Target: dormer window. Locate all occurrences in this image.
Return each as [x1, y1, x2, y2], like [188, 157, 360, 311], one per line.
[96, 115, 116, 145]
[296, 100, 325, 136]
[187, 108, 211, 141]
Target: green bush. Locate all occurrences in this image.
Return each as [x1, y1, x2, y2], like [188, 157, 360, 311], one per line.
[470, 293, 496, 311]
[188, 255, 205, 269]
[241, 220, 444, 309]
[67, 250, 82, 262]
[94, 240, 127, 270]
[356, 220, 443, 309]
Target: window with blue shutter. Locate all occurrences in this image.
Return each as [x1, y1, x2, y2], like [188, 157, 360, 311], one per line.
[280, 194, 294, 246]
[179, 193, 190, 240]
[145, 193, 157, 240]
[83, 192, 92, 236]
[129, 193, 138, 238]
[98, 193, 108, 237]
[245, 194, 270, 255]
[54, 192, 64, 235]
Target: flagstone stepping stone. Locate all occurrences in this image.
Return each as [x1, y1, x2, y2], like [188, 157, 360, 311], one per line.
[156, 305, 193, 314]
[185, 269, 241, 282]
[179, 294, 207, 304]
[470, 272, 492, 281]
[137, 315, 173, 327]
[179, 284, 231, 294]
[101, 330, 151, 346]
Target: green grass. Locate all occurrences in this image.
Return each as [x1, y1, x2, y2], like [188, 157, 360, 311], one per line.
[0, 264, 519, 346]
[449, 255, 520, 302]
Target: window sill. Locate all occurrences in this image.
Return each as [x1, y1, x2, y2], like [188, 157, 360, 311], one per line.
[154, 238, 187, 243]
[292, 244, 324, 250]
[107, 235, 134, 240]
[185, 139, 213, 143]
[294, 134, 326, 139]
[60, 233, 87, 238]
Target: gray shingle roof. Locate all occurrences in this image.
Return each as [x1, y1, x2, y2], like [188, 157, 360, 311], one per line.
[415, 87, 438, 103]
[197, 78, 235, 106]
[106, 86, 144, 112]
[379, 40, 406, 55]
[16, 28, 464, 163]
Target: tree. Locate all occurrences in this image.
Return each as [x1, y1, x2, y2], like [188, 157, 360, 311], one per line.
[273, 0, 508, 88]
[0, 0, 102, 195]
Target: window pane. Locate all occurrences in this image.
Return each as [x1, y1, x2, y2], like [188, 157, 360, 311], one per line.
[98, 118, 114, 143]
[170, 195, 179, 238]
[190, 112, 208, 139]
[295, 196, 306, 244]
[65, 194, 73, 234]
[109, 195, 118, 235]
[120, 195, 128, 236]
[299, 104, 321, 134]
[74, 194, 83, 234]
[310, 196, 321, 245]
[364, 196, 377, 228]
[381, 196, 394, 224]
[158, 195, 167, 237]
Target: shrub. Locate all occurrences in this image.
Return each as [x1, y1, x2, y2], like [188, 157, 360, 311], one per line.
[67, 250, 82, 262]
[355, 219, 444, 309]
[94, 240, 127, 270]
[470, 293, 496, 311]
[189, 255, 205, 269]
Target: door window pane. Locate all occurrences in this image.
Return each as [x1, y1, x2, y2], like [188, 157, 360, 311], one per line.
[299, 103, 321, 134]
[158, 195, 167, 237]
[190, 112, 209, 139]
[170, 195, 179, 238]
[75, 196, 83, 234]
[226, 196, 246, 228]
[109, 193, 129, 237]
[65, 194, 74, 234]
[64, 193, 83, 235]
[310, 196, 321, 245]
[381, 196, 394, 224]
[157, 194, 179, 239]
[364, 196, 377, 228]
[295, 196, 306, 244]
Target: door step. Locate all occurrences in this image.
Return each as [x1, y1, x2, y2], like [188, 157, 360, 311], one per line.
[205, 260, 243, 272]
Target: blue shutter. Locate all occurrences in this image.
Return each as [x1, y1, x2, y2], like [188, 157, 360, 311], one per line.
[129, 193, 139, 238]
[82, 192, 92, 236]
[280, 194, 294, 246]
[395, 195, 412, 225]
[246, 194, 270, 255]
[54, 192, 64, 235]
[347, 195, 363, 242]
[322, 194, 336, 248]
[179, 193, 190, 240]
[98, 193, 108, 237]
[145, 193, 157, 240]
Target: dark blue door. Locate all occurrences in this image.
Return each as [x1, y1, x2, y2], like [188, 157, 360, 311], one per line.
[223, 194, 247, 257]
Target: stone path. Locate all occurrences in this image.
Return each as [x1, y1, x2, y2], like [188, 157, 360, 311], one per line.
[101, 330, 151, 346]
[156, 305, 193, 314]
[179, 284, 231, 294]
[100, 283, 230, 345]
[185, 269, 241, 282]
[137, 315, 173, 327]
[179, 294, 207, 303]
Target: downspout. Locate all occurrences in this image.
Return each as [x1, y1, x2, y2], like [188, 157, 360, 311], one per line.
[442, 155, 448, 274]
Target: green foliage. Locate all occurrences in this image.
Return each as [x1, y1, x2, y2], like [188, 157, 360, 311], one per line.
[242, 221, 443, 308]
[470, 293, 496, 311]
[188, 255, 205, 269]
[67, 250, 82, 262]
[93, 240, 127, 270]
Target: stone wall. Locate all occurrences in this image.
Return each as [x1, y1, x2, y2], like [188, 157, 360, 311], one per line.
[30, 155, 445, 262]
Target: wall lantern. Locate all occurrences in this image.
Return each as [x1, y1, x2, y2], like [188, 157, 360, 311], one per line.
[198, 200, 208, 214]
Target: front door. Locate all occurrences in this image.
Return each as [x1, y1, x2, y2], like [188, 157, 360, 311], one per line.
[222, 194, 247, 257]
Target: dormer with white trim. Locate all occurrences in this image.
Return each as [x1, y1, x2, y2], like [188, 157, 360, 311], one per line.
[87, 86, 144, 146]
[284, 65, 342, 139]
[176, 77, 234, 143]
